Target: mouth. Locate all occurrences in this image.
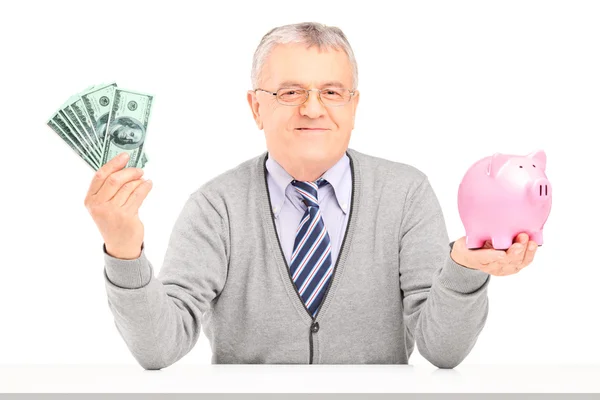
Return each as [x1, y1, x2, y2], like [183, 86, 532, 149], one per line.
[295, 128, 329, 131]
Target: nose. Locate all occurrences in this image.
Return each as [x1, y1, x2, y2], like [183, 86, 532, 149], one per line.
[300, 89, 326, 118]
[530, 178, 551, 202]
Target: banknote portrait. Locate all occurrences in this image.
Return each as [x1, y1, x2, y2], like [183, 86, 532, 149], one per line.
[107, 116, 145, 150]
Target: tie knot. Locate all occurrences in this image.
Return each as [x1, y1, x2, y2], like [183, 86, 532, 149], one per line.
[291, 178, 328, 208]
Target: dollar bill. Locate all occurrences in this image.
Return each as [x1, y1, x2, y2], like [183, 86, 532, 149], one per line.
[101, 88, 153, 168]
[68, 95, 103, 153]
[80, 83, 117, 157]
[47, 114, 100, 170]
[52, 110, 101, 168]
[61, 97, 103, 160]
[80, 83, 149, 168]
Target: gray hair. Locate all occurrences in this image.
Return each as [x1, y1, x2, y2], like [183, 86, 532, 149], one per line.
[251, 22, 358, 90]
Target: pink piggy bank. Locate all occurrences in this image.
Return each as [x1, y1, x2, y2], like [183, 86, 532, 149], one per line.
[457, 150, 552, 250]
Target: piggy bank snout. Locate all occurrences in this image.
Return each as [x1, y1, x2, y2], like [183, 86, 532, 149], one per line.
[530, 178, 551, 201]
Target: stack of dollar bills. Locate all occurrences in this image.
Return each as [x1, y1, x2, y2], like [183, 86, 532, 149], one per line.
[47, 82, 153, 171]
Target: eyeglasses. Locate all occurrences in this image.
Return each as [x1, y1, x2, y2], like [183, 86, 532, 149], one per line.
[253, 87, 356, 107]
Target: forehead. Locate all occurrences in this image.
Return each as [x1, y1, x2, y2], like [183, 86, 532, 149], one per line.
[260, 43, 353, 88]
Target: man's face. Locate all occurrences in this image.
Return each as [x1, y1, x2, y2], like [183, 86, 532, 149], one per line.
[248, 43, 359, 174]
[116, 126, 142, 144]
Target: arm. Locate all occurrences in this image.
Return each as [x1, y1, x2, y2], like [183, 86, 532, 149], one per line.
[399, 175, 490, 369]
[103, 190, 229, 370]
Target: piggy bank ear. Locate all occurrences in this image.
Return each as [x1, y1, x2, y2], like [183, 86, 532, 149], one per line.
[487, 153, 511, 177]
[526, 149, 546, 171]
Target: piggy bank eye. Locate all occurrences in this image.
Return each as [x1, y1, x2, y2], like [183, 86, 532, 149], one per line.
[519, 166, 523, 168]
[533, 164, 536, 167]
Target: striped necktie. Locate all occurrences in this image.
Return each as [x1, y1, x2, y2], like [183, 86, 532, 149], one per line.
[290, 178, 333, 318]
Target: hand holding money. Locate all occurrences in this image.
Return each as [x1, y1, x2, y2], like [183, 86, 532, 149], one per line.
[48, 82, 155, 259]
[84, 152, 153, 259]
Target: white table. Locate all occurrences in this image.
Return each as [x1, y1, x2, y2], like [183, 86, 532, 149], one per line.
[0, 364, 598, 393]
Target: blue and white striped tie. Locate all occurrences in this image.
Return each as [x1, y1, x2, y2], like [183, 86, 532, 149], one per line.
[290, 178, 333, 317]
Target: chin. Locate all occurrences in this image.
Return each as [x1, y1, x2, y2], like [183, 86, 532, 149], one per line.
[297, 148, 335, 162]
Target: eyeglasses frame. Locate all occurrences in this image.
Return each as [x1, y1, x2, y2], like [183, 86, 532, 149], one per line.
[252, 87, 357, 107]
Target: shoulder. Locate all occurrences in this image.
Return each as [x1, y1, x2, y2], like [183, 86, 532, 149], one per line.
[187, 152, 264, 209]
[346, 147, 428, 190]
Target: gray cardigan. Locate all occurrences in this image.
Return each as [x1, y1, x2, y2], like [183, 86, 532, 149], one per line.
[103, 147, 490, 369]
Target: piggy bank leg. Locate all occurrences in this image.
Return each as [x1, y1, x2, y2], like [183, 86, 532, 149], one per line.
[491, 236, 513, 251]
[530, 231, 543, 246]
[466, 235, 486, 249]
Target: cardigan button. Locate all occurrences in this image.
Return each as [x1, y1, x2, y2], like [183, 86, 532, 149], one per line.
[311, 322, 319, 333]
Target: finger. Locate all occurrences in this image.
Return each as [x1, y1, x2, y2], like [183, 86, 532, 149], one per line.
[514, 232, 529, 245]
[481, 240, 494, 249]
[111, 178, 146, 207]
[86, 152, 130, 198]
[123, 179, 153, 212]
[486, 237, 528, 276]
[506, 241, 527, 264]
[95, 167, 145, 204]
[521, 241, 538, 268]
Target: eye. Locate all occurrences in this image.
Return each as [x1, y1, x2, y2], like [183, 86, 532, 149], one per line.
[519, 166, 523, 168]
[533, 164, 536, 167]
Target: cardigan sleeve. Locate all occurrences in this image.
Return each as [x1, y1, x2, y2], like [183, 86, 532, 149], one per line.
[399, 175, 490, 369]
[103, 190, 229, 370]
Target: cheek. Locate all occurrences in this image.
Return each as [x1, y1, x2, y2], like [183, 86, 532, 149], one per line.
[330, 111, 353, 130]
[266, 101, 280, 116]
[267, 108, 294, 131]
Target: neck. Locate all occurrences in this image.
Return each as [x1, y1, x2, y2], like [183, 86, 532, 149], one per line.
[273, 153, 343, 182]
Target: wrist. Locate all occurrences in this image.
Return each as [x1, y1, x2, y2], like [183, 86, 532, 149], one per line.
[450, 240, 474, 269]
[105, 243, 143, 260]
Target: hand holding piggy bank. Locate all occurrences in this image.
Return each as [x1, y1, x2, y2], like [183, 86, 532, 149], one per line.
[457, 150, 552, 250]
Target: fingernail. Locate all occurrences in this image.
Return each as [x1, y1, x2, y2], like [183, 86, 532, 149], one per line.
[528, 243, 536, 251]
[120, 152, 129, 159]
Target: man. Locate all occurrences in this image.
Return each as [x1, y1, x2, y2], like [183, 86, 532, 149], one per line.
[85, 22, 538, 370]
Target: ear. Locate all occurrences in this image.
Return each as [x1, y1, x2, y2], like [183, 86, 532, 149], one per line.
[487, 153, 511, 177]
[247, 90, 263, 130]
[526, 149, 546, 171]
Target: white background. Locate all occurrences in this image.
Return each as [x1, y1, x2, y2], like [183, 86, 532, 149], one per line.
[0, 0, 598, 368]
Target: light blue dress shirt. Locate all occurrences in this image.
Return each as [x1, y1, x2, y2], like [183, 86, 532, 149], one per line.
[265, 151, 352, 268]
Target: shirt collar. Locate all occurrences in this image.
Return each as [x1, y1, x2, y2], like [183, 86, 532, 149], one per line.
[266, 151, 351, 218]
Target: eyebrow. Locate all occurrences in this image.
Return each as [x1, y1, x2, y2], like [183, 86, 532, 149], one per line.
[277, 80, 348, 89]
